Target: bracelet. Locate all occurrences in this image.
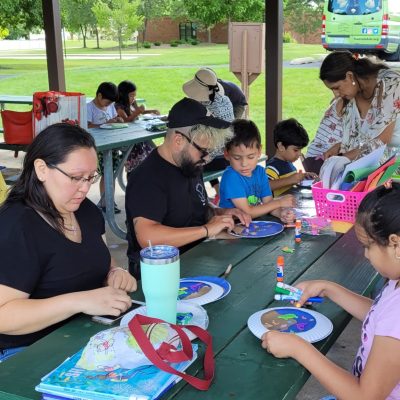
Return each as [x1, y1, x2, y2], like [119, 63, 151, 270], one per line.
[202, 225, 209, 238]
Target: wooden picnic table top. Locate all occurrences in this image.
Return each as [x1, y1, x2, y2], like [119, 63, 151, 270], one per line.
[0, 215, 378, 400]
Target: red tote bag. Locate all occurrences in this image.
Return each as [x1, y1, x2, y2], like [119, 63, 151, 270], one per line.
[1, 110, 33, 145]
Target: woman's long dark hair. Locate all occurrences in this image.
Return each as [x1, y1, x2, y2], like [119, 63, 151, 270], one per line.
[118, 80, 137, 116]
[1, 123, 96, 234]
[320, 51, 388, 83]
[356, 183, 400, 246]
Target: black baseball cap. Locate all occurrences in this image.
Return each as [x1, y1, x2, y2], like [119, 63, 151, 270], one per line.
[167, 97, 231, 129]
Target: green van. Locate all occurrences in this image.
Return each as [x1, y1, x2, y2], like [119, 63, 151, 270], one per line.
[322, 0, 400, 60]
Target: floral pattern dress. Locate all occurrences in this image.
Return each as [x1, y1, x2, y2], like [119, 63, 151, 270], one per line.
[306, 68, 400, 159]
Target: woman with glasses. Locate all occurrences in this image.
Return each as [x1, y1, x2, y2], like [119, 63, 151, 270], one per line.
[0, 123, 136, 362]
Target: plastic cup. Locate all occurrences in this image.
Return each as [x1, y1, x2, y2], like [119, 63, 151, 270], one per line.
[140, 245, 180, 324]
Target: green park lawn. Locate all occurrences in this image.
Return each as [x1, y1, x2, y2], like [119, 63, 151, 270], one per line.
[0, 42, 332, 148]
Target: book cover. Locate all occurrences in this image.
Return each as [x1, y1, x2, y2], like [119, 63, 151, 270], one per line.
[36, 345, 197, 400]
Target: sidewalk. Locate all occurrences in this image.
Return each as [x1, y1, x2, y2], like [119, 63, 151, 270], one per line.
[0, 147, 361, 400]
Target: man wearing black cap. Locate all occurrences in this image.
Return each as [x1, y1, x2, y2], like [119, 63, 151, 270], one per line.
[125, 97, 251, 278]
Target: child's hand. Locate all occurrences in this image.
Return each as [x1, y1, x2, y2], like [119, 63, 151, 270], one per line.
[261, 330, 304, 358]
[305, 171, 318, 180]
[276, 194, 296, 208]
[295, 280, 328, 307]
[279, 208, 295, 223]
[138, 105, 145, 114]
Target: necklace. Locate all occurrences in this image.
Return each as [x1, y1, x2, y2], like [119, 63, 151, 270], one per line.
[64, 213, 78, 235]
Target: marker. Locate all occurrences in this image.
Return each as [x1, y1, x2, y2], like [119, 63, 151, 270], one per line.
[295, 219, 302, 243]
[276, 255, 284, 282]
[274, 294, 324, 303]
[274, 286, 301, 300]
[276, 282, 303, 296]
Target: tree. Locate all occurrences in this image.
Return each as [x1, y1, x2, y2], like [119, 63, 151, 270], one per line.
[284, 0, 324, 43]
[61, 0, 98, 48]
[184, 0, 264, 43]
[138, 0, 171, 43]
[0, 27, 9, 40]
[93, 0, 143, 59]
[0, 0, 43, 37]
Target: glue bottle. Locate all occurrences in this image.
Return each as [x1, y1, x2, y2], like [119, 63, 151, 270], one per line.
[276, 255, 284, 282]
[295, 219, 302, 243]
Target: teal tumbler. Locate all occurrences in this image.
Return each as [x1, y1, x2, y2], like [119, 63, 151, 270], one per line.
[140, 245, 180, 323]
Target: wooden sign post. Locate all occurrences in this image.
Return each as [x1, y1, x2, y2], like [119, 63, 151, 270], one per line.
[229, 22, 265, 118]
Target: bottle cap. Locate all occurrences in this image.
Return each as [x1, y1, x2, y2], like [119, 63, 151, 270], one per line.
[277, 255, 284, 265]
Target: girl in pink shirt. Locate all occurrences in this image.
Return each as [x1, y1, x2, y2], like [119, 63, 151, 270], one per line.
[262, 182, 400, 400]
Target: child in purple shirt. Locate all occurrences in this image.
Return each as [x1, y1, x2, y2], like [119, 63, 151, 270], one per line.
[262, 182, 400, 399]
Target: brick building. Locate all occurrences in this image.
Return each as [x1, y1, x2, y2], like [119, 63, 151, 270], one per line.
[140, 17, 228, 43]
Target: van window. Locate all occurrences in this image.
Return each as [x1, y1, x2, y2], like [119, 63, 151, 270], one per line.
[328, 0, 382, 15]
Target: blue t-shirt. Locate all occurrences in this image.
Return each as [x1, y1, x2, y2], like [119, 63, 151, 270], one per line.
[220, 165, 272, 208]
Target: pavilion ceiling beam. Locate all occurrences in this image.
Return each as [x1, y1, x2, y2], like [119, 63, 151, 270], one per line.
[42, 0, 66, 91]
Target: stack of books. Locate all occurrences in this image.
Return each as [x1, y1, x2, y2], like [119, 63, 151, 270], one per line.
[35, 345, 198, 400]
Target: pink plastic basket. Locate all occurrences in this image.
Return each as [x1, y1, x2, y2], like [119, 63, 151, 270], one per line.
[311, 182, 368, 223]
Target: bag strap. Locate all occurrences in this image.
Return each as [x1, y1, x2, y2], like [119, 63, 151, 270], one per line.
[128, 314, 214, 390]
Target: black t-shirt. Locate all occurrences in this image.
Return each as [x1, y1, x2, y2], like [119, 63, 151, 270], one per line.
[218, 79, 248, 107]
[125, 149, 208, 274]
[0, 198, 110, 349]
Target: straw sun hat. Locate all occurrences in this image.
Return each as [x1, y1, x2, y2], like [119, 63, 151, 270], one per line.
[183, 68, 225, 102]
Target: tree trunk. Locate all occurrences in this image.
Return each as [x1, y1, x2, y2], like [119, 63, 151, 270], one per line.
[142, 18, 148, 43]
[95, 27, 100, 49]
[118, 30, 122, 60]
[207, 27, 212, 43]
[80, 25, 87, 48]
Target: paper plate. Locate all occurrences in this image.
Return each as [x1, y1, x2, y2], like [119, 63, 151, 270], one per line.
[178, 279, 224, 305]
[120, 301, 209, 341]
[230, 221, 284, 238]
[247, 307, 333, 343]
[181, 276, 231, 300]
[99, 123, 129, 129]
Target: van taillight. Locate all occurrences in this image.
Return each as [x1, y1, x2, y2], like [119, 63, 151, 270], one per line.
[382, 13, 389, 37]
[322, 14, 326, 38]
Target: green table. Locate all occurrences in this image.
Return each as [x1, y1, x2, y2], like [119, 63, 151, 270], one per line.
[0, 121, 166, 239]
[0, 224, 378, 400]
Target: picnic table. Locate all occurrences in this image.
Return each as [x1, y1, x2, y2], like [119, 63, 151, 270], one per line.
[0, 121, 166, 239]
[0, 215, 379, 400]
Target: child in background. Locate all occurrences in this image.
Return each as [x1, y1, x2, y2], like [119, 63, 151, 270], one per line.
[219, 119, 296, 222]
[266, 118, 317, 196]
[262, 182, 400, 399]
[115, 80, 160, 175]
[87, 82, 124, 213]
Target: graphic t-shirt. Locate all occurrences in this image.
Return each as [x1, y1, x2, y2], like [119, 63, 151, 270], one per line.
[125, 149, 208, 275]
[352, 280, 400, 399]
[87, 100, 117, 125]
[219, 165, 272, 209]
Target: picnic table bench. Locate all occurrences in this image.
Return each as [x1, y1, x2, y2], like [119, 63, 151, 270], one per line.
[0, 212, 378, 400]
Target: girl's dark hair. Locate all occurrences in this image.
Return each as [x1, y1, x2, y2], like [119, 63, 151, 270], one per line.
[1, 123, 96, 234]
[320, 51, 388, 83]
[118, 80, 137, 116]
[225, 119, 261, 151]
[356, 183, 400, 246]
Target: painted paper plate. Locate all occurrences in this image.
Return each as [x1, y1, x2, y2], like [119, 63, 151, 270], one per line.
[181, 276, 231, 300]
[99, 123, 129, 129]
[247, 307, 333, 343]
[230, 221, 284, 238]
[120, 301, 209, 341]
[178, 279, 224, 305]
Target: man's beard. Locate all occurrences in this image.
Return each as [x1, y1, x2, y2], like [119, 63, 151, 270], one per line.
[180, 155, 205, 178]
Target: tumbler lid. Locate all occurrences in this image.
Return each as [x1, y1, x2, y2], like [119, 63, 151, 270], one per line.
[140, 245, 179, 264]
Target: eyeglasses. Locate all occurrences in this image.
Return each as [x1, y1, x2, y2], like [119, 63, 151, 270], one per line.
[47, 163, 101, 186]
[176, 131, 212, 160]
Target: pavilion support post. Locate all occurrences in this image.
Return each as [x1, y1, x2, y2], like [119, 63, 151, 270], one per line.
[42, 0, 66, 91]
[265, 1, 283, 158]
